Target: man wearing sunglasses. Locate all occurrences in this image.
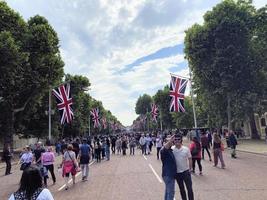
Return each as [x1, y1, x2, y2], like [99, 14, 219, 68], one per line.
[172, 134, 194, 200]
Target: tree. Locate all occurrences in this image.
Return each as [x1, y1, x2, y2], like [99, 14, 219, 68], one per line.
[0, 2, 64, 145]
[172, 97, 194, 128]
[184, 0, 261, 137]
[135, 94, 152, 115]
[153, 86, 174, 130]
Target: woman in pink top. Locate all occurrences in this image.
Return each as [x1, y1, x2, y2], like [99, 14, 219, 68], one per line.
[189, 137, 202, 175]
[41, 146, 56, 186]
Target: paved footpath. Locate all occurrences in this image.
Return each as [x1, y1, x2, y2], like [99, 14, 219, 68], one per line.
[1, 144, 267, 200]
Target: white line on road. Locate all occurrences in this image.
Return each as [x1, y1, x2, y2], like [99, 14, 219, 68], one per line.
[58, 160, 95, 191]
[148, 163, 163, 183]
[143, 155, 147, 160]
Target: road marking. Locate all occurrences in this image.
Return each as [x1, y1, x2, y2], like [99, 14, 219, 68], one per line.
[148, 163, 163, 183]
[58, 160, 95, 191]
[143, 155, 147, 160]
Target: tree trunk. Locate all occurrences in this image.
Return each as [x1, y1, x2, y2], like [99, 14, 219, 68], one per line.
[4, 111, 15, 149]
[227, 93, 232, 131]
[249, 113, 260, 139]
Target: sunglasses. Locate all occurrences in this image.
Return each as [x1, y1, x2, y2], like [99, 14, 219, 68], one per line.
[174, 138, 181, 141]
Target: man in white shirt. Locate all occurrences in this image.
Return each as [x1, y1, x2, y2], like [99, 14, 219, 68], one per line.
[172, 134, 194, 200]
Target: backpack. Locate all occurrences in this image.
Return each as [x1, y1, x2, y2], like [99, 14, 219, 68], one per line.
[191, 143, 200, 156]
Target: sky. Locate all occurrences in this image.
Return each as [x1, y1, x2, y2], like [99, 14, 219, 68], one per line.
[5, 0, 266, 126]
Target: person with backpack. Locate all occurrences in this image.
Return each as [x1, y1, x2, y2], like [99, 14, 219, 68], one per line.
[189, 137, 202, 175]
[229, 130, 238, 158]
[79, 138, 91, 181]
[200, 133, 212, 161]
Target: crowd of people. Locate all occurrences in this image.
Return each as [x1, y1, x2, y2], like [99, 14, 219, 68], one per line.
[1, 128, 240, 200]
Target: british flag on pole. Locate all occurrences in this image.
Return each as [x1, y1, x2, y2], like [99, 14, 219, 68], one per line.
[169, 75, 188, 112]
[90, 108, 100, 128]
[151, 103, 158, 122]
[52, 83, 74, 124]
[101, 117, 107, 129]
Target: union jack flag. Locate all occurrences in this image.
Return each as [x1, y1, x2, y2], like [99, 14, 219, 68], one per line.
[169, 75, 188, 112]
[90, 108, 100, 128]
[151, 103, 158, 122]
[101, 117, 107, 129]
[52, 83, 74, 124]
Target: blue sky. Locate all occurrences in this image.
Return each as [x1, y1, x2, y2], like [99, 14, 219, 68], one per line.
[5, 0, 266, 126]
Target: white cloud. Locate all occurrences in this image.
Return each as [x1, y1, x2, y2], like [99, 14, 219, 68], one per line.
[5, 0, 265, 125]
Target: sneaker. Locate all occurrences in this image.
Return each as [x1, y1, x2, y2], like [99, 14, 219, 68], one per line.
[209, 158, 212, 161]
[65, 186, 69, 190]
[199, 172, 203, 175]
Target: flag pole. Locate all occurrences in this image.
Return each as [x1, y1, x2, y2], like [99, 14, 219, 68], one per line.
[48, 86, 52, 141]
[189, 66, 197, 128]
[89, 114, 91, 137]
[160, 107, 163, 132]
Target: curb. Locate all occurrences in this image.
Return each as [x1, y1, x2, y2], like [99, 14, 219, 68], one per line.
[235, 149, 267, 156]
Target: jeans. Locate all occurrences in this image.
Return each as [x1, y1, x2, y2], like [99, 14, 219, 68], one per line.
[163, 176, 175, 200]
[44, 164, 56, 185]
[130, 146, 135, 155]
[192, 158, 202, 173]
[213, 148, 225, 168]
[5, 159, 11, 175]
[175, 170, 194, 200]
[106, 148, 110, 160]
[80, 164, 89, 179]
[202, 146, 211, 160]
[157, 147, 161, 160]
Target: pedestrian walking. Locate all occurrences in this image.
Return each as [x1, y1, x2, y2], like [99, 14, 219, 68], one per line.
[19, 146, 33, 171]
[213, 132, 226, 169]
[229, 130, 238, 158]
[200, 133, 212, 161]
[111, 136, 117, 154]
[122, 136, 128, 156]
[95, 140, 102, 162]
[129, 136, 136, 155]
[106, 138, 111, 160]
[116, 137, 122, 154]
[61, 144, 78, 190]
[9, 166, 54, 200]
[172, 134, 194, 200]
[2, 143, 12, 175]
[156, 135, 163, 160]
[139, 134, 146, 155]
[160, 135, 177, 200]
[79, 139, 91, 181]
[190, 137, 202, 175]
[42, 146, 56, 187]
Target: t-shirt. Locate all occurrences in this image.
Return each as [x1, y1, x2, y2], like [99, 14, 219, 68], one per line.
[34, 148, 45, 163]
[9, 188, 54, 200]
[63, 151, 76, 161]
[80, 144, 90, 156]
[21, 152, 33, 164]
[156, 138, 163, 148]
[172, 145, 191, 173]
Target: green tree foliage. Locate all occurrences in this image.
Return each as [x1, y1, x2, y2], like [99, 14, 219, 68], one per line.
[172, 97, 194, 128]
[135, 94, 152, 115]
[153, 86, 173, 129]
[184, 0, 266, 138]
[0, 2, 120, 144]
[0, 2, 64, 144]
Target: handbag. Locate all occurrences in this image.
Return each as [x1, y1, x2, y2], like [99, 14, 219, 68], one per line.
[220, 143, 225, 151]
[67, 151, 80, 172]
[20, 163, 30, 171]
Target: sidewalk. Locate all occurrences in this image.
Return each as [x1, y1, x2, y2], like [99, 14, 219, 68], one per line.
[184, 138, 267, 155]
[233, 139, 267, 155]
